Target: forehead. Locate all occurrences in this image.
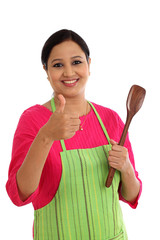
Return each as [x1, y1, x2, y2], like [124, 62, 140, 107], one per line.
[49, 40, 85, 59]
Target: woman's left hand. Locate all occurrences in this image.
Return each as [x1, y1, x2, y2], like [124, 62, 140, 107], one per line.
[108, 139, 131, 174]
[108, 139, 140, 203]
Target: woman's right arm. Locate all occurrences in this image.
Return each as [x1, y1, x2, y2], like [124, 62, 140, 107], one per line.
[16, 127, 54, 201]
[16, 95, 80, 201]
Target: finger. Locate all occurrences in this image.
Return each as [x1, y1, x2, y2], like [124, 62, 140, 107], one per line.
[70, 114, 80, 119]
[108, 161, 120, 170]
[108, 155, 119, 163]
[110, 139, 118, 145]
[67, 130, 77, 139]
[112, 145, 127, 153]
[109, 150, 122, 158]
[56, 94, 66, 113]
[71, 125, 80, 132]
[70, 119, 81, 126]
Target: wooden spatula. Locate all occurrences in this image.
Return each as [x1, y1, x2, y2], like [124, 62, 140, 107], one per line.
[105, 85, 146, 188]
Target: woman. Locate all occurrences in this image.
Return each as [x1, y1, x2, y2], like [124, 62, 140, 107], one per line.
[6, 29, 142, 240]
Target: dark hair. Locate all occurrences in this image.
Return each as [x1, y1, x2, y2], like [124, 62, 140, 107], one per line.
[41, 29, 90, 70]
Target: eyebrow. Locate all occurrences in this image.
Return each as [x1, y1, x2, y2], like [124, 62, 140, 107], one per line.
[71, 56, 83, 59]
[51, 56, 83, 63]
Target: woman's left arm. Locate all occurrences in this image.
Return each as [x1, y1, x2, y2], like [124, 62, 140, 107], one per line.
[108, 139, 140, 203]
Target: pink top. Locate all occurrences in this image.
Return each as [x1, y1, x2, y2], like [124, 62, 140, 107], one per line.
[6, 101, 142, 210]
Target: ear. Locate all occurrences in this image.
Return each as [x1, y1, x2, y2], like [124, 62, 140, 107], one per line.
[43, 64, 46, 70]
[43, 65, 49, 81]
[88, 57, 91, 75]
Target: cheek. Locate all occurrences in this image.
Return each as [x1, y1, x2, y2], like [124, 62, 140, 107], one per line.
[49, 71, 60, 82]
[47, 71, 62, 91]
[79, 65, 90, 78]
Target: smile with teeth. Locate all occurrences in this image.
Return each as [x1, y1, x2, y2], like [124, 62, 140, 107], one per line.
[62, 78, 79, 87]
[63, 79, 78, 84]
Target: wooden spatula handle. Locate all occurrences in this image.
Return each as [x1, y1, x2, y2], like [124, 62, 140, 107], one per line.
[105, 168, 116, 187]
[105, 114, 133, 188]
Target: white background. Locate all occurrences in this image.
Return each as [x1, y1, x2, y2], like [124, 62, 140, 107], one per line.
[0, 0, 160, 239]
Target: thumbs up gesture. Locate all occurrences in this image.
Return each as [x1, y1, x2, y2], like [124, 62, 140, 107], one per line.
[43, 94, 81, 141]
[56, 94, 66, 113]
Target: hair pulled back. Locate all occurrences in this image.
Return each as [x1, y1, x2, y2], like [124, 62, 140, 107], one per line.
[41, 29, 90, 70]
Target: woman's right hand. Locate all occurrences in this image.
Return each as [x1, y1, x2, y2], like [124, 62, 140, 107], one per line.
[42, 94, 81, 141]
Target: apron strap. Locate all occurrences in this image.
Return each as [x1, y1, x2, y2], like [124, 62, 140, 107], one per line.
[50, 97, 111, 151]
[88, 101, 111, 145]
[60, 140, 67, 151]
[51, 97, 56, 112]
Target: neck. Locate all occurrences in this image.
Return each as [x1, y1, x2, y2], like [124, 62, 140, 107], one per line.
[54, 93, 90, 116]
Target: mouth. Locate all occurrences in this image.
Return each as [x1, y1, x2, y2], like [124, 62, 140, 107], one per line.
[61, 78, 79, 87]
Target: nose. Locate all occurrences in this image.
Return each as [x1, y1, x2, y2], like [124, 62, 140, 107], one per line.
[63, 65, 74, 77]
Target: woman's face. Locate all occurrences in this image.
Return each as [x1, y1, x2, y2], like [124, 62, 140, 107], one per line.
[45, 40, 91, 99]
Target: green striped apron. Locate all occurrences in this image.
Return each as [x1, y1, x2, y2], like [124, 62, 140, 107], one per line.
[34, 99, 128, 240]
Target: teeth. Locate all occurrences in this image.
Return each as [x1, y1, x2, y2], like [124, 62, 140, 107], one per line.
[63, 79, 78, 84]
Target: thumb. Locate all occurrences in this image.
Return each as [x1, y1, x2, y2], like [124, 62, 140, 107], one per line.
[110, 139, 118, 146]
[56, 94, 66, 113]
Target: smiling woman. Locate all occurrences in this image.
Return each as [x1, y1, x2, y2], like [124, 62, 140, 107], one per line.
[45, 40, 91, 101]
[6, 29, 142, 240]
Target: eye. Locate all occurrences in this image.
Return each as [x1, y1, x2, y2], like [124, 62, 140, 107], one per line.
[53, 63, 63, 68]
[72, 60, 82, 65]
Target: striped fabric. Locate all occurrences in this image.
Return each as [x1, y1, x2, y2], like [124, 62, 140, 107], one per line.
[33, 99, 128, 239]
[34, 145, 127, 239]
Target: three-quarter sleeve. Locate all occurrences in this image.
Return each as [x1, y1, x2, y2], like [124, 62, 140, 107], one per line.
[117, 115, 142, 209]
[6, 110, 40, 206]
